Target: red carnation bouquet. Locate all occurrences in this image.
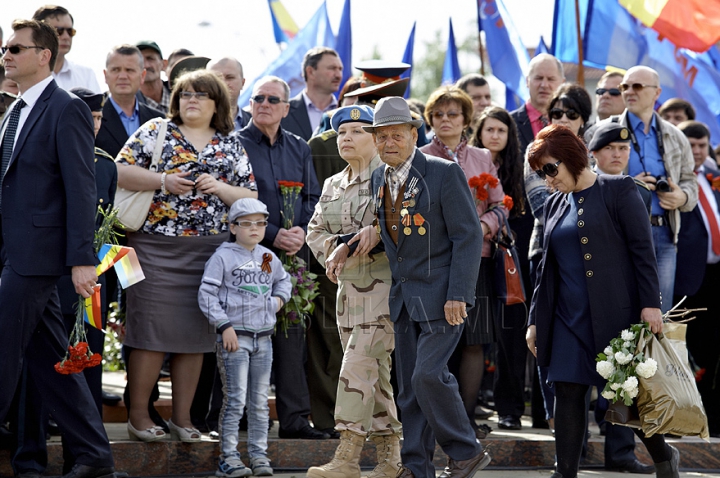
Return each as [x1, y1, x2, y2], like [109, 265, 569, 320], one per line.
[276, 181, 319, 336]
[55, 207, 123, 374]
[468, 173, 500, 204]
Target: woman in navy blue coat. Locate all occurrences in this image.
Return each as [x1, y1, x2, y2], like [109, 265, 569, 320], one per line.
[525, 125, 679, 478]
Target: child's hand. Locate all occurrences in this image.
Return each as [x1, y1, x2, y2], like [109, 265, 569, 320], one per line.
[222, 328, 238, 352]
[275, 296, 283, 313]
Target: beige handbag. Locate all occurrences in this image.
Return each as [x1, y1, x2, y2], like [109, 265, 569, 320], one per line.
[115, 120, 167, 231]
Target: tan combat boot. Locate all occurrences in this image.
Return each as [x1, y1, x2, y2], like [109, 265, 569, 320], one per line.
[306, 430, 365, 478]
[367, 433, 401, 478]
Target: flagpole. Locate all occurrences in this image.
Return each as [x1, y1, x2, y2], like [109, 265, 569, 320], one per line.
[575, 0, 585, 86]
[479, 31, 485, 76]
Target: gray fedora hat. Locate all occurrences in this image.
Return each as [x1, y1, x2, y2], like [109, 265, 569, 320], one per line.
[362, 96, 424, 133]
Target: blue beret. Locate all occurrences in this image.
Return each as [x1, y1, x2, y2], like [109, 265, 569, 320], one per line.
[331, 105, 374, 132]
[588, 122, 631, 152]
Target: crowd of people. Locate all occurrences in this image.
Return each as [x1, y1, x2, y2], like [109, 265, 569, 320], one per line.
[0, 4, 718, 478]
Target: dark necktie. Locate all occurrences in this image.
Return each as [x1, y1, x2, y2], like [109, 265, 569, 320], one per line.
[540, 114, 549, 127]
[0, 98, 26, 212]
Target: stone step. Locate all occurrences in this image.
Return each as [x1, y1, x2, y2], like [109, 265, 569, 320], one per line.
[1, 423, 718, 476]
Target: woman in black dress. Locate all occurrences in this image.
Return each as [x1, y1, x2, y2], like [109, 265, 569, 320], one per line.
[525, 125, 679, 478]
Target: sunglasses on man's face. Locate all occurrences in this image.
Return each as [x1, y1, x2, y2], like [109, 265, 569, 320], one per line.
[55, 27, 77, 37]
[1, 44, 44, 55]
[251, 95, 285, 105]
[619, 83, 658, 93]
[596, 87, 621, 96]
[549, 108, 581, 121]
[535, 160, 563, 180]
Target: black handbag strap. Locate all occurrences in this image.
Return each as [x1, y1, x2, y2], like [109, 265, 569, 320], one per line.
[490, 207, 514, 248]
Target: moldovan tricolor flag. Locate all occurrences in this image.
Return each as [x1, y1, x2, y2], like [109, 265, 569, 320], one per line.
[619, 0, 720, 52]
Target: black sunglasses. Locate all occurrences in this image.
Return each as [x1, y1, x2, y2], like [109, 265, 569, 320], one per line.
[1, 44, 44, 55]
[251, 95, 285, 105]
[55, 27, 77, 37]
[535, 160, 563, 180]
[596, 87, 621, 96]
[619, 83, 658, 92]
[549, 108, 581, 121]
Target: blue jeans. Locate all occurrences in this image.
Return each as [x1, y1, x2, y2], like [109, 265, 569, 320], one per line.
[652, 225, 676, 314]
[216, 334, 273, 460]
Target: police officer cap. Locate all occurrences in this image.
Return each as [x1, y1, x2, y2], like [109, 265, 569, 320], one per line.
[228, 198, 269, 224]
[69, 87, 105, 112]
[588, 122, 631, 152]
[331, 105, 374, 132]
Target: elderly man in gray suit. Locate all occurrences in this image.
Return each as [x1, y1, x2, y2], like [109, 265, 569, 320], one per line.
[327, 97, 491, 478]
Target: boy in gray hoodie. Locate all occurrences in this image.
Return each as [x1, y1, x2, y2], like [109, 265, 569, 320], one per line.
[199, 198, 291, 477]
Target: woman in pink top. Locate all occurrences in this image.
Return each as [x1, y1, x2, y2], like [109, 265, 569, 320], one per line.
[420, 86, 506, 439]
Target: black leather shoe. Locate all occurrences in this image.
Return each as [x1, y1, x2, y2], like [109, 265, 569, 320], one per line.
[498, 415, 522, 430]
[277, 425, 330, 439]
[396, 466, 415, 477]
[438, 450, 491, 477]
[61, 464, 115, 478]
[606, 459, 656, 474]
[320, 427, 340, 439]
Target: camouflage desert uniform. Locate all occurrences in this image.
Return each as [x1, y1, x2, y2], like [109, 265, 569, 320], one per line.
[306, 154, 401, 436]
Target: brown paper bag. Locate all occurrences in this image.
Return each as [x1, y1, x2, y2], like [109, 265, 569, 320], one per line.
[635, 323, 710, 440]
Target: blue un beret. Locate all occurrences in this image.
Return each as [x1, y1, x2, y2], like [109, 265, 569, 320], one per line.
[331, 105, 375, 132]
[588, 122, 631, 152]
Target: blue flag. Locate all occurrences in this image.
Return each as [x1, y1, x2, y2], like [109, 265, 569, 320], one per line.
[268, 0, 289, 44]
[239, 1, 335, 108]
[400, 22, 416, 98]
[534, 36, 550, 57]
[442, 19, 461, 86]
[336, 0, 352, 90]
[553, 0, 720, 146]
[478, 0, 530, 111]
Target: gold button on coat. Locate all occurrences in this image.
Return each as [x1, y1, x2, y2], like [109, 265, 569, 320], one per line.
[578, 220, 585, 227]
[578, 197, 584, 203]
[586, 270, 594, 277]
[578, 208, 584, 215]
[584, 253, 592, 260]
[581, 237, 588, 244]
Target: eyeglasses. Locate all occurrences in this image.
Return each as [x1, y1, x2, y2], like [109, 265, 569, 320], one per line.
[619, 83, 658, 92]
[549, 108, 581, 121]
[535, 160, 563, 180]
[179, 91, 210, 100]
[596, 87, 621, 96]
[55, 27, 77, 37]
[431, 111, 462, 120]
[1, 44, 44, 55]
[232, 220, 269, 228]
[251, 95, 286, 105]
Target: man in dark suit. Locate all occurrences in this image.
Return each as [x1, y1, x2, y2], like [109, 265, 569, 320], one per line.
[675, 121, 720, 438]
[511, 53, 565, 154]
[0, 19, 115, 478]
[280, 47, 342, 140]
[95, 44, 164, 158]
[329, 97, 490, 478]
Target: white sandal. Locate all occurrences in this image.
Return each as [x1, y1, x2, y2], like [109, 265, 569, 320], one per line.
[168, 419, 202, 442]
[127, 420, 166, 442]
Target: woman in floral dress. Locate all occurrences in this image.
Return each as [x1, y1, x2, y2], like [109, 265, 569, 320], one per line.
[116, 69, 257, 442]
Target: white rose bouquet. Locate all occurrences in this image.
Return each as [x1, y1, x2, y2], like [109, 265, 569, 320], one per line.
[595, 322, 658, 406]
